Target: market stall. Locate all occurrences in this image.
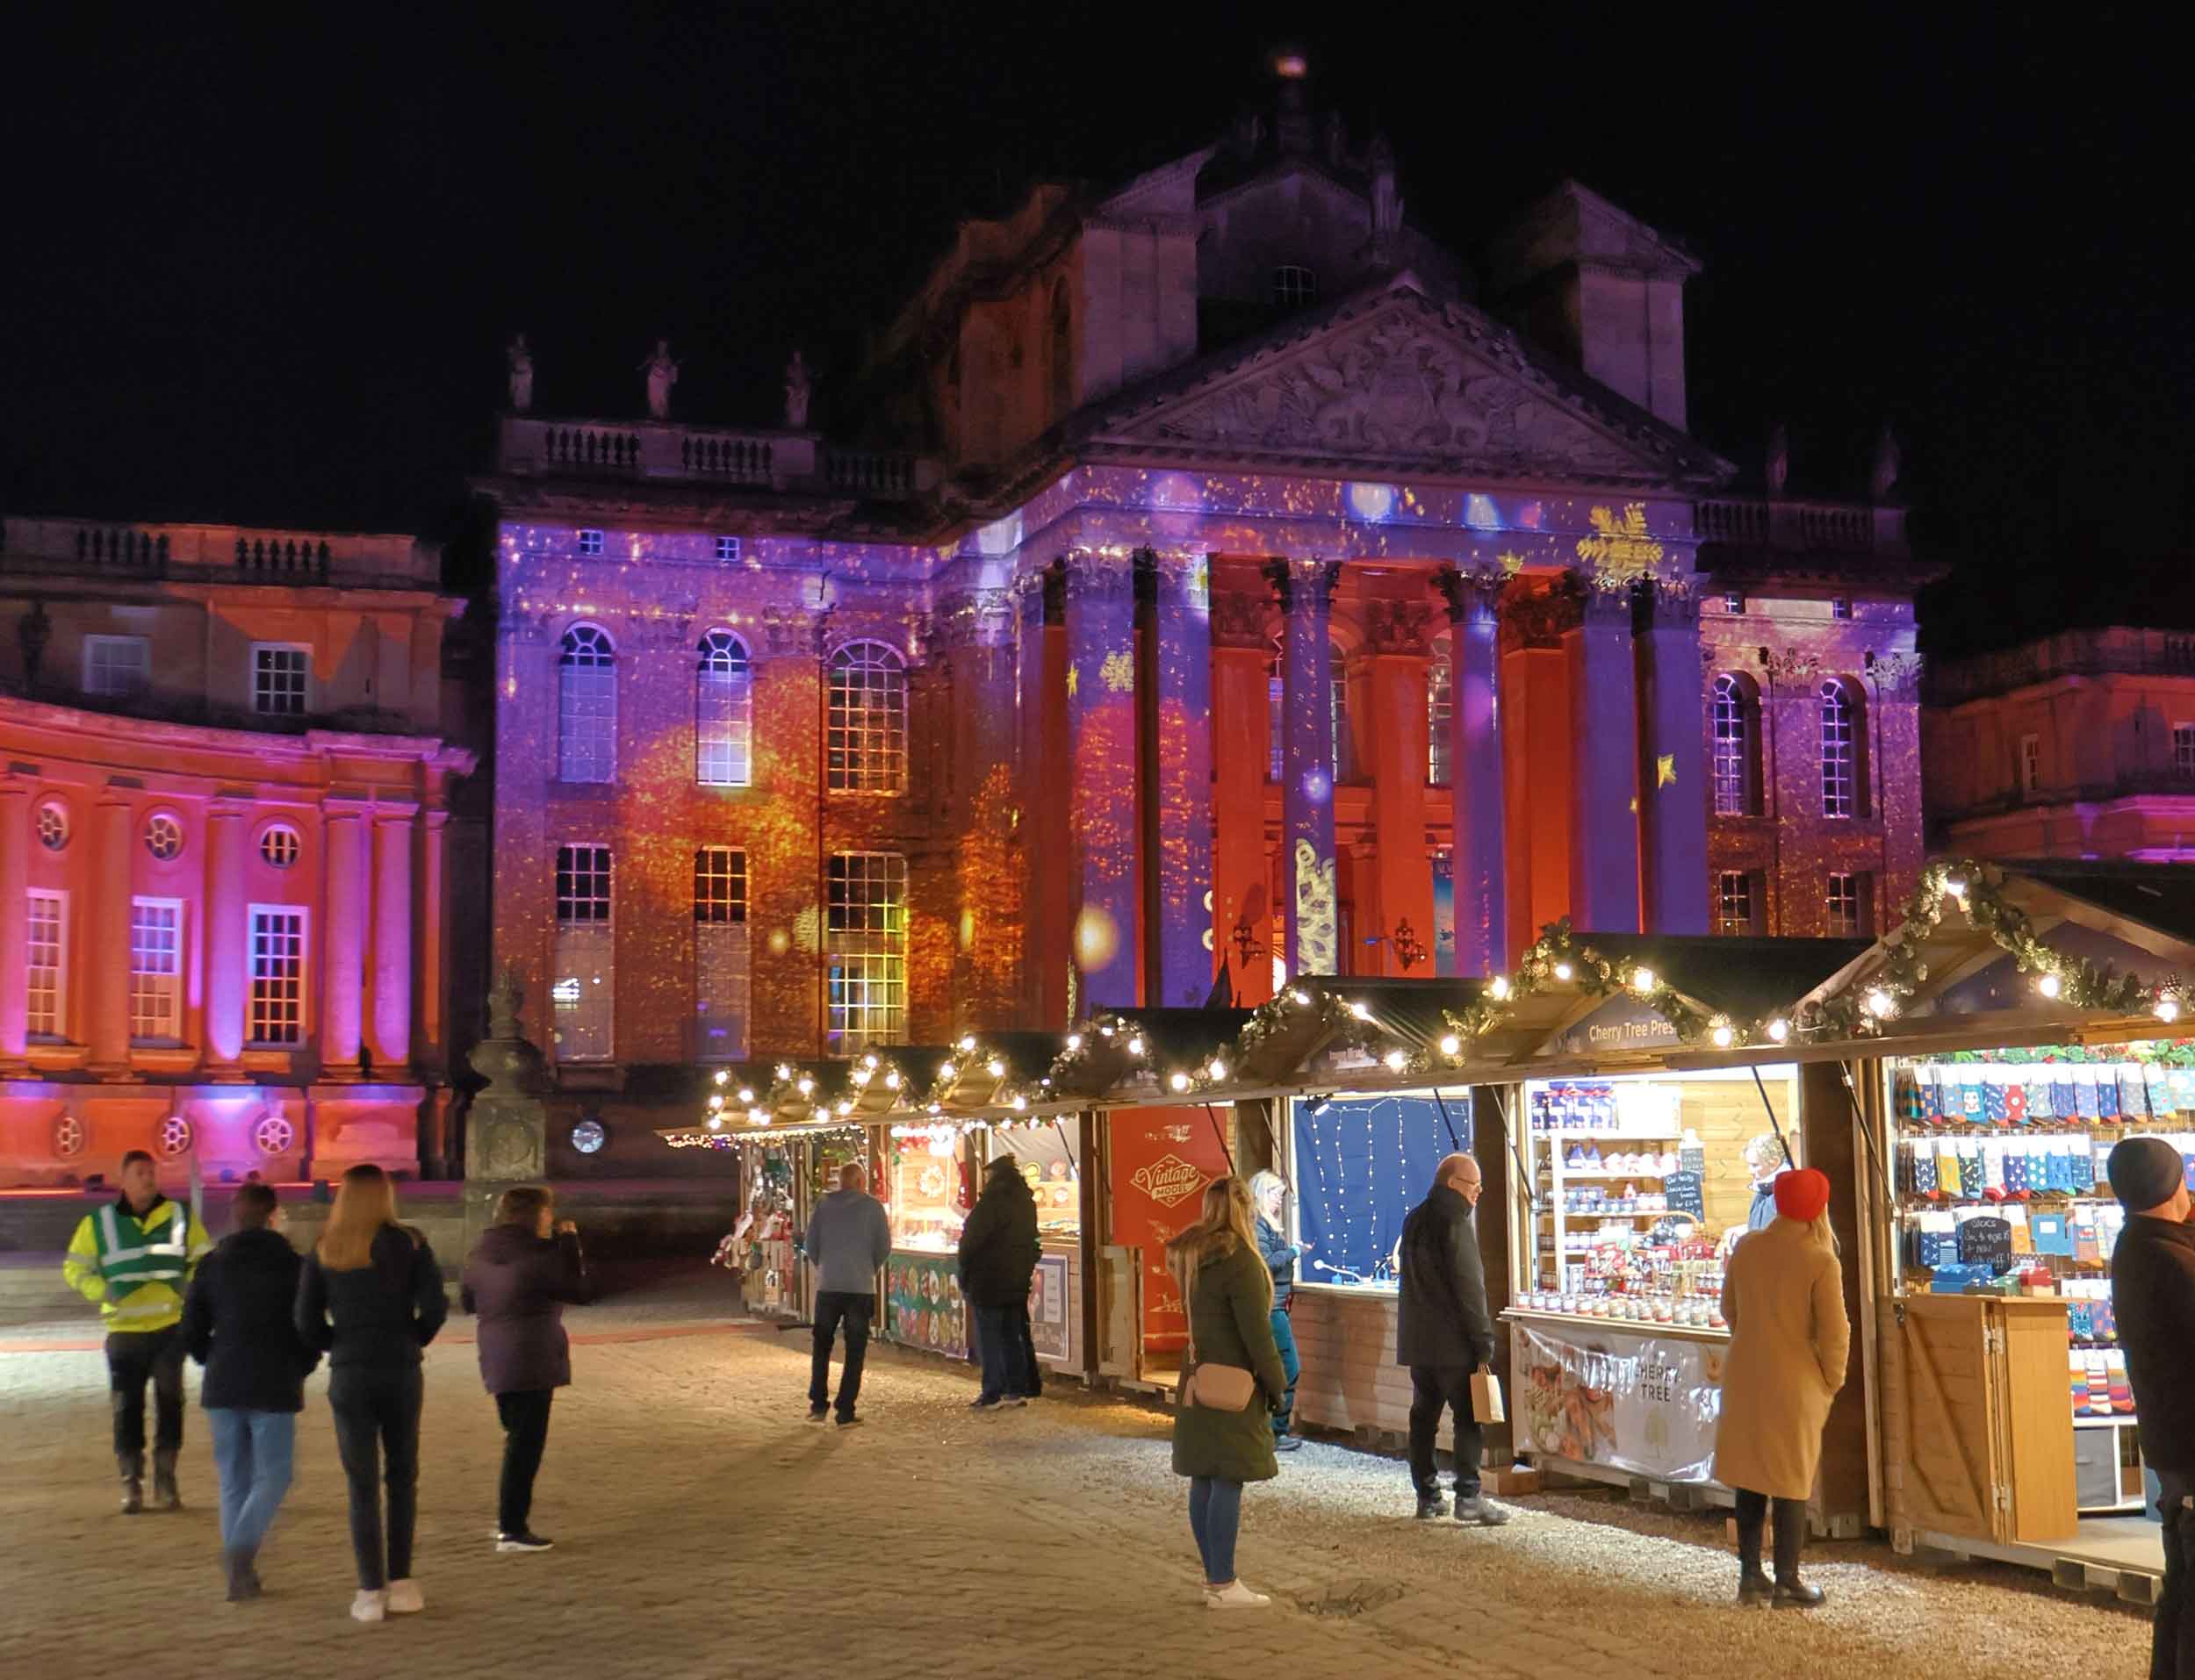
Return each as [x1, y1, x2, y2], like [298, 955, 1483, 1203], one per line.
[1800, 859, 2195, 1597]
[880, 1120, 975, 1360]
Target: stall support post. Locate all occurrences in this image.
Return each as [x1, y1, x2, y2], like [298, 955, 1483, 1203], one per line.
[1470, 1084, 1517, 1468]
[1076, 1112, 1105, 1382]
[1235, 1098, 1280, 1178]
[1800, 1061, 1872, 1533]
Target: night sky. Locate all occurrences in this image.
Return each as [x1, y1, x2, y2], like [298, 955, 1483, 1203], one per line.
[6, 4, 2186, 657]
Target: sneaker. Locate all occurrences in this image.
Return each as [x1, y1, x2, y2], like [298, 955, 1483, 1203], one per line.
[1204, 1581, 1272, 1610]
[1001, 1396, 1029, 1408]
[805, 1405, 829, 1424]
[1454, 1496, 1514, 1527]
[495, 1531, 555, 1553]
[1414, 1495, 1449, 1521]
[1273, 1435, 1304, 1453]
[834, 1414, 863, 1429]
[385, 1579, 423, 1615]
[350, 1590, 386, 1624]
[970, 1396, 1007, 1411]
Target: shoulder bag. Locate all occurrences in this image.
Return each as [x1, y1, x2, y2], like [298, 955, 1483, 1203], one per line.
[1178, 1259, 1259, 1413]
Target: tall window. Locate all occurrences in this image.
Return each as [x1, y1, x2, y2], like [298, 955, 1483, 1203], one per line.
[695, 630, 752, 787]
[2019, 733, 2041, 798]
[2176, 724, 2195, 781]
[1716, 871, 1756, 937]
[129, 900, 184, 1042]
[1273, 265, 1317, 307]
[84, 635, 150, 699]
[826, 643, 907, 793]
[1825, 872, 1870, 938]
[1819, 679, 1862, 819]
[1711, 673, 1759, 816]
[1267, 636, 1285, 782]
[558, 625, 617, 784]
[26, 890, 67, 1038]
[553, 844, 614, 1062]
[1428, 639, 1453, 787]
[252, 643, 310, 715]
[1048, 278, 1074, 420]
[826, 851, 907, 1052]
[247, 908, 306, 1046]
[693, 847, 751, 1061]
[1330, 643, 1352, 783]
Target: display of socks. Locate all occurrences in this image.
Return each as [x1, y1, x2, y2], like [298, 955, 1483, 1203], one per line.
[2027, 1078, 2056, 1122]
[2120, 1067, 2150, 1120]
[2004, 1076, 2029, 1124]
[2098, 1071, 2121, 1121]
[2002, 1145, 2030, 1199]
[1982, 1142, 2009, 1202]
[2107, 1351, 2135, 1414]
[2071, 1144, 2098, 1194]
[1982, 1074, 2010, 1124]
[2085, 1354, 2113, 1416]
[1957, 1142, 1986, 1199]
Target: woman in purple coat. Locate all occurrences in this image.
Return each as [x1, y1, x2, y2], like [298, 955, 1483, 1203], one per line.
[459, 1186, 587, 1553]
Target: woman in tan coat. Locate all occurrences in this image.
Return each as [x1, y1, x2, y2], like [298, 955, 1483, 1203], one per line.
[1712, 1167, 1850, 1609]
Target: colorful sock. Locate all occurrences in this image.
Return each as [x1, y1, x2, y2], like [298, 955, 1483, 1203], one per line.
[1982, 1142, 2009, 1202]
[2119, 1067, 2149, 1120]
[2086, 1354, 2113, 1417]
[1982, 1075, 2010, 1124]
[2070, 1352, 2090, 1412]
[2108, 1351, 2135, 1414]
[2026, 1078, 2056, 1122]
[2004, 1078, 2029, 1124]
[2148, 1066, 2174, 1118]
[2075, 1073, 2102, 1121]
[2055, 1076, 2080, 1118]
[1957, 1143, 1986, 1199]
[1940, 1139, 1966, 1197]
[1911, 1140, 1938, 1198]
[2071, 1145, 2098, 1195]
[1958, 1079, 1987, 1124]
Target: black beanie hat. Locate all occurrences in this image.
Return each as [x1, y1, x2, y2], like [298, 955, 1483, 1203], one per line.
[2107, 1137, 2187, 1211]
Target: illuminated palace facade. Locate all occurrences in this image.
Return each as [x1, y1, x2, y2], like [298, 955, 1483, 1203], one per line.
[0, 515, 474, 1186]
[486, 89, 1926, 1099]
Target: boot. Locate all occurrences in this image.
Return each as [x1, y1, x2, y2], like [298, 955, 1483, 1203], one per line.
[1772, 1499, 1825, 1608]
[152, 1447, 182, 1511]
[117, 1452, 144, 1516]
[224, 1547, 261, 1604]
[1736, 1500, 1772, 1605]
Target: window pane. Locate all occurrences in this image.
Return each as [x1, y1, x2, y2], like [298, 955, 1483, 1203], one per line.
[129, 900, 183, 1041]
[254, 646, 308, 716]
[556, 844, 613, 923]
[1819, 682, 1855, 818]
[695, 921, 751, 1061]
[1825, 872, 1864, 938]
[1716, 871, 1753, 937]
[558, 628, 617, 783]
[26, 891, 66, 1037]
[1712, 675, 1751, 816]
[695, 632, 752, 786]
[87, 637, 150, 698]
[1427, 649, 1452, 787]
[826, 851, 906, 1051]
[552, 925, 614, 1061]
[248, 909, 306, 1045]
[826, 643, 907, 793]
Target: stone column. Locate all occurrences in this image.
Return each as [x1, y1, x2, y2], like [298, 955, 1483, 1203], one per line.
[1637, 581, 1709, 934]
[1438, 569, 1509, 975]
[1208, 578, 1274, 1005]
[369, 805, 416, 1073]
[204, 800, 250, 1071]
[1565, 582, 1642, 934]
[322, 802, 368, 1073]
[419, 808, 449, 1073]
[1063, 549, 1140, 1009]
[1363, 596, 1436, 977]
[0, 784, 28, 1062]
[1146, 552, 1214, 1008]
[1266, 556, 1341, 978]
[90, 793, 135, 1071]
[1015, 564, 1072, 1028]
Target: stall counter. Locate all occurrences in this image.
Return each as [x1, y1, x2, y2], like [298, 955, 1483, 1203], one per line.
[883, 1246, 969, 1361]
[1503, 1308, 1730, 1494]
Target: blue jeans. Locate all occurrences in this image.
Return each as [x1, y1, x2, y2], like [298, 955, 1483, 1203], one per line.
[1189, 1476, 1243, 1584]
[973, 1303, 1018, 1402]
[205, 1409, 295, 1554]
[1269, 1309, 1300, 1437]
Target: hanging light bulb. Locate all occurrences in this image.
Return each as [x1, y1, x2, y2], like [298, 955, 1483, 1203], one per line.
[939, 1061, 957, 1081]
[1710, 1022, 1735, 1049]
[1438, 1033, 1462, 1057]
[850, 1066, 872, 1088]
[1767, 1018, 1791, 1045]
[2157, 994, 2183, 1024]
[987, 1058, 1006, 1078]
[885, 1070, 902, 1090]
[2035, 972, 2062, 1000]
[1864, 988, 1896, 1020]
[713, 1068, 729, 1086]
[1944, 874, 1968, 901]
[1207, 1059, 1228, 1081]
[737, 1087, 756, 1104]
[1553, 961, 1574, 982]
[1169, 1070, 1191, 1092]
[707, 1115, 723, 1131]
[1290, 989, 1312, 1007]
[795, 1077, 814, 1097]
[863, 1053, 880, 1069]
[958, 1035, 977, 1052]
[1630, 966, 1657, 994]
[1066, 1033, 1083, 1052]
[1126, 1035, 1146, 1056]
[1010, 1095, 1028, 1111]
[1487, 975, 1511, 1002]
[708, 1093, 724, 1110]
[774, 1063, 794, 1082]
[1349, 1002, 1372, 1022]
[1384, 1049, 1407, 1073]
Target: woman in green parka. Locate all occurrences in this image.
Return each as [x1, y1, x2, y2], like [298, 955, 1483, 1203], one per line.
[1166, 1175, 1290, 1610]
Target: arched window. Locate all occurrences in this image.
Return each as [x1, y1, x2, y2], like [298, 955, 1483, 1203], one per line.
[1273, 265, 1318, 307]
[558, 625, 616, 784]
[1048, 278, 1074, 420]
[694, 630, 752, 787]
[827, 642, 907, 793]
[1428, 635, 1453, 787]
[1330, 641, 1354, 783]
[1710, 673, 1761, 816]
[1819, 678, 1866, 819]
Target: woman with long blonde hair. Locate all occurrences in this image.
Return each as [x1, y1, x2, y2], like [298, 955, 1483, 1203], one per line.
[294, 1165, 448, 1624]
[1711, 1167, 1850, 1609]
[1164, 1175, 1288, 1609]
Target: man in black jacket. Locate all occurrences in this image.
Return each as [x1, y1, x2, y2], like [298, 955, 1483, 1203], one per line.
[958, 1158, 1041, 1411]
[178, 1183, 320, 1601]
[2108, 1137, 2195, 1679]
[1396, 1152, 1510, 1527]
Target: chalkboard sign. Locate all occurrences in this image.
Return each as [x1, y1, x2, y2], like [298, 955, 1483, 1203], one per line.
[1679, 1143, 1707, 1180]
[1956, 1216, 2014, 1274]
[1664, 1168, 1705, 1219]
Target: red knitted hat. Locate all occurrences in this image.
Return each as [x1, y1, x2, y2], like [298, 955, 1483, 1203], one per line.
[1774, 1167, 1832, 1224]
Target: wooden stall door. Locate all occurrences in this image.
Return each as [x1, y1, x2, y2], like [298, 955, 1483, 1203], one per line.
[1997, 1300, 2079, 1544]
[1881, 1295, 2000, 1543]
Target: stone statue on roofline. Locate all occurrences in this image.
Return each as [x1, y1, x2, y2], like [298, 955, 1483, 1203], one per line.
[1871, 423, 1902, 503]
[784, 350, 812, 430]
[506, 334, 534, 412]
[642, 338, 680, 420]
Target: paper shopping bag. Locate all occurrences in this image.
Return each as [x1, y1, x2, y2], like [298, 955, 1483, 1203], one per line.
[1471, 1369, 1506, 1425]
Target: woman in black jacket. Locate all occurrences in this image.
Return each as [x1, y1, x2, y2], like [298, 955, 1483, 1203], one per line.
[460, 1185, 588, 1553]
[294, 1165, 447, 1624]
[957, 1158, 1041, 1410]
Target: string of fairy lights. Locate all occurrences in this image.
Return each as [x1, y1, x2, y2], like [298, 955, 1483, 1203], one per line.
[661, 859, 2191, 1145]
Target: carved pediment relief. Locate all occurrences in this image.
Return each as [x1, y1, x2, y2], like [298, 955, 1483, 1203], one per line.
[1098, 298, 1688, 483]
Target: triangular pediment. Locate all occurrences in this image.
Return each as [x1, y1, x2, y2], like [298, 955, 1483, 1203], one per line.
[1087, 279, 1730, 489]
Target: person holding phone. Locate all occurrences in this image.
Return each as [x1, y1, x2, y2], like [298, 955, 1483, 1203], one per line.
[1249, 1171, 1306, 1453]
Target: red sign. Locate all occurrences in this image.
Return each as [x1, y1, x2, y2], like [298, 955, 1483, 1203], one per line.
[1108, 1106, 1234, 1356]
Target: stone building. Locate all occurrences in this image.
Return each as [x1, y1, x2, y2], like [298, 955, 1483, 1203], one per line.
[481, 76, 1928, 1135]
[0, 514, 474, 1186]
[1925, 628, 2195, 862]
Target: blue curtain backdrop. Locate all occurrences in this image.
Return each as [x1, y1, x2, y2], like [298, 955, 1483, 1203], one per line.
[1292, 1095, 1471, 1287]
